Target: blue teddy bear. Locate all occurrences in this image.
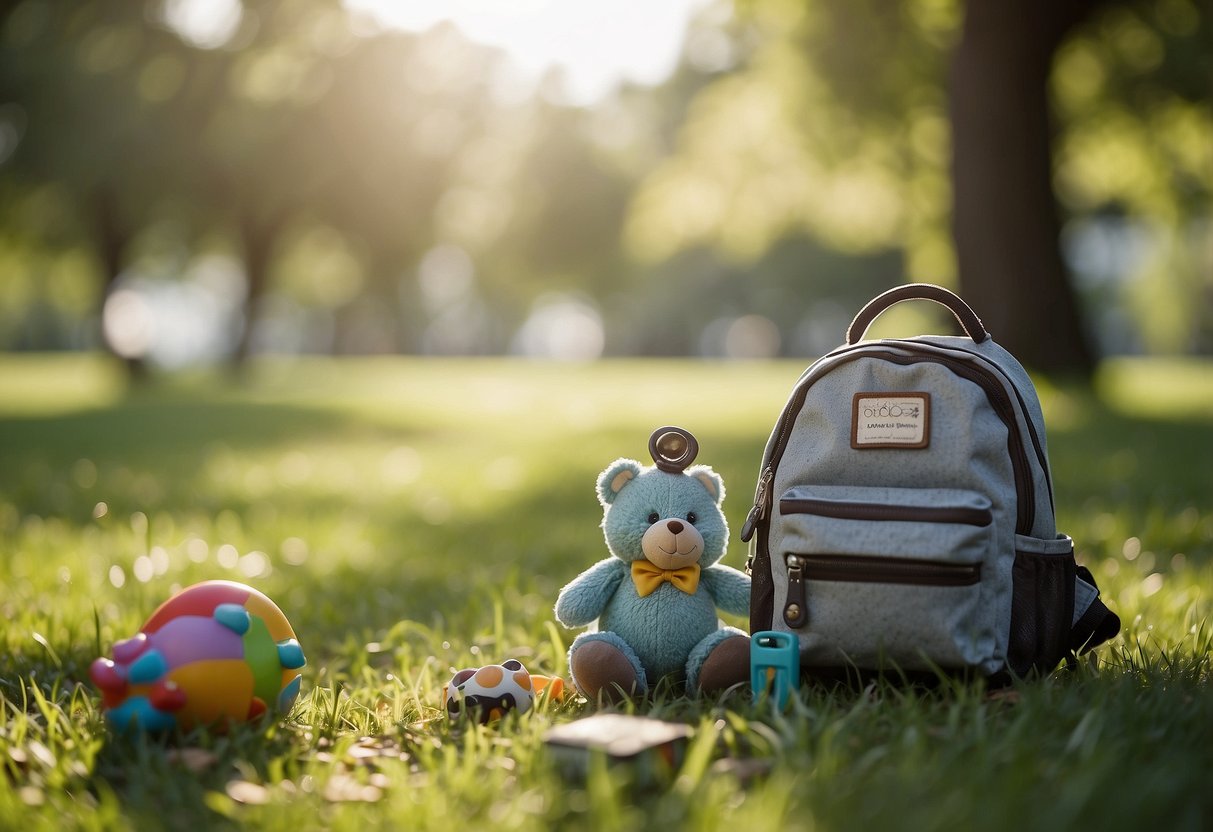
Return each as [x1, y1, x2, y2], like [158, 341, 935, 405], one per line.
[555, 427, 751, 701]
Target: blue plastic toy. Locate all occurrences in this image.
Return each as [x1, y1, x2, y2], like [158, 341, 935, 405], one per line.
[750, 630, 799, 709]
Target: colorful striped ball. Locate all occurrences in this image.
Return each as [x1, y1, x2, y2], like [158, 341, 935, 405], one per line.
[91, 580, 306, 733]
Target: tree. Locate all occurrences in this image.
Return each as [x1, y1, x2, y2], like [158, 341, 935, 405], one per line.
[948, 0, 1101, 372]
[0, 3, 190, 376]
[177, 0, 355, 365]
[309, 24, 489, 353]
[627, 0, 1212, 374]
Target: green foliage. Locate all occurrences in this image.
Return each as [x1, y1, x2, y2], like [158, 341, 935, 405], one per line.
[1052, 2, 1213, 354]
[1, 354, 1211, 830]
[632, 0, 1212, 354]
[3, 0, 1209, 364]
[0, 1, 643, 356]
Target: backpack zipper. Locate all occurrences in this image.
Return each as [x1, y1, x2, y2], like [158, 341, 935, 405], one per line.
[779, 496, 992, 527]
[783, 554, 806, 627]
[791, 553, 981, 585]
[781, 553, 982, 629]
[741, 466, 774, 548]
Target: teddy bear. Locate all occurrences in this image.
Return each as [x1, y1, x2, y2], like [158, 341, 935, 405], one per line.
[554, 427, 751, 701]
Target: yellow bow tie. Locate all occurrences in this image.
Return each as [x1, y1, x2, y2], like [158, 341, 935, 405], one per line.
[631, 560, 701, 597]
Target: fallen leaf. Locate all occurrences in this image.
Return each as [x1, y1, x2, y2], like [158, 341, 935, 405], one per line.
[226, 781, 271, 805]
[346, 736, 405, 762]
[323, 774, 384, 803]
[27, 741, 56, 768]
[709, 757, 774, 784]
[167, 748, 220, 773]
[986, 689, 1022, 705]
[347, 745, 383, 760]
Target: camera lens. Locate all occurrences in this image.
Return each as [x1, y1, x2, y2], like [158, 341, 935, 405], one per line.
[656, 431, 687, 460]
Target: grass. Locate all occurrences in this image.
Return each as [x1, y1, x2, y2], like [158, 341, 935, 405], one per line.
[1, 353, 1211, 831]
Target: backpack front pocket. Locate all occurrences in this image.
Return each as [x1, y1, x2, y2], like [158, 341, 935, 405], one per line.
[777, 484, 1002, 673]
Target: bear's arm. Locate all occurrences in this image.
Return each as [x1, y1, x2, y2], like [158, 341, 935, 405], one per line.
[701, 564, 751, 617]
[554, 558, 628, 628]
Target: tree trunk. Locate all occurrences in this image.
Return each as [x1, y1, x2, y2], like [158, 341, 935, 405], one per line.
[231, 211, 283, 367]
[949, 0, 1106, 376]
[92, 188, 148, 380]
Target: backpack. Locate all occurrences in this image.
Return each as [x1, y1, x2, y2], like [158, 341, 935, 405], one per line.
[741, 284, 1120, 680]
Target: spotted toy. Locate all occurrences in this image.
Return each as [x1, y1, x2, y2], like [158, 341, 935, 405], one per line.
[443, 659, 565, 723]
[90, 580, 306, 733]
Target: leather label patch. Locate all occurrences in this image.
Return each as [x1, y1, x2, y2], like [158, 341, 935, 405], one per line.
[852, 392, 931, 449]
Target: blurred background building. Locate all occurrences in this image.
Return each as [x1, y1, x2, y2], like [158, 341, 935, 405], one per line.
[0, 0, 1209, 376]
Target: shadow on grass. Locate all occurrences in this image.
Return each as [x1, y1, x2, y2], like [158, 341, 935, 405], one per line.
[0, 390, 430, 523]
[0, 396, 359, 471]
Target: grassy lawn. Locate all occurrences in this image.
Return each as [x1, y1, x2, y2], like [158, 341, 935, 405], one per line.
[1, 353, 1211, 831]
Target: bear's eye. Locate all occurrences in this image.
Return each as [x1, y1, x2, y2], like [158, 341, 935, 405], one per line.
[647, 511, 660, 524]
[686, 511, 698, 525]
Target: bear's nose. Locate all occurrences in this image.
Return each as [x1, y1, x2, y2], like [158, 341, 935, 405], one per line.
[666, 519, 684, 535]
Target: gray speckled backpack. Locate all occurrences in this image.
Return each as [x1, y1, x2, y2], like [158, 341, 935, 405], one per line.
[741, 284, 1120, 680]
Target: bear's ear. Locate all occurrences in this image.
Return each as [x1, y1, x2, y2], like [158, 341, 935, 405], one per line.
[597, 459, 642, 505]
[687, 465, 725, 504]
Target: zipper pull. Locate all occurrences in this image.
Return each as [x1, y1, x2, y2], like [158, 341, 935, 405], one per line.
[740, 466, 774, 543]
[783, 555, 807, 629]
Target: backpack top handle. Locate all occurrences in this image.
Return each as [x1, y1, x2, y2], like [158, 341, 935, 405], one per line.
[846, 283, 990, 345]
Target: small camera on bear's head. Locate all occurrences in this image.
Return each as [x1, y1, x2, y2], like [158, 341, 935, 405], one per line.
[649, 426, 698, 473]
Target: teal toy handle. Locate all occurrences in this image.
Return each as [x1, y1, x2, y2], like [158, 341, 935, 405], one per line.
[750, 630, 799, 709]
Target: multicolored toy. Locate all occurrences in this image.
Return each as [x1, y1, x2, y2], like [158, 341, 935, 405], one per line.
[90, 580, 306, 733]
[442, 659, 565, 724]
